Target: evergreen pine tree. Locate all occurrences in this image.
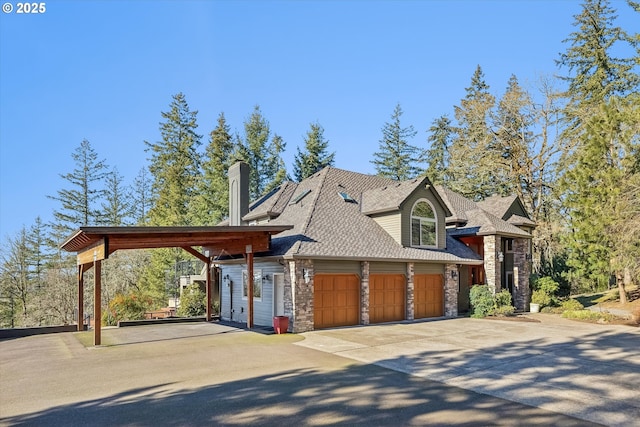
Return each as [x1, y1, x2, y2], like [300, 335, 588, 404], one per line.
[132, 167, 152, 225]
[145, 92, 202, 226]
[233, 106, 287, 199]
[492, 74, 535, 199]
[264, 134, 289, 194]
[48, 139, 108, 242]
[191, 112, 234, 225]
[293, 122, 335, 182]
[448, 65, 498, 200]
[557, 0, 640, 291]
[371, 103, 422, 180]
[424, 115, 452, 185]
[142, 93, 202, 303]
[100, 167, 133, 226]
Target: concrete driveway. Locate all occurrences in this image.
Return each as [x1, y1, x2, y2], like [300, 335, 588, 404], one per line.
[0, 316, 637, 426]
[297, 314, 640, 427]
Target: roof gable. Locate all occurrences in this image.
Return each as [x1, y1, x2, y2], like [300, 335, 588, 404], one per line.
[435, 186, 532, 238]
[361, 176, 452, 217]
[248, 167, 482, 264]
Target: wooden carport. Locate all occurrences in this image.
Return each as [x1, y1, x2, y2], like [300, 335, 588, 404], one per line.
[61, 225, 292, 345]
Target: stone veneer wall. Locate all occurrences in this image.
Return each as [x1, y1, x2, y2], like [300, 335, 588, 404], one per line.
[360, 262, 370, 325]
[483, 235, 501, 295]
[513, 238, 531, 311]
[406, 263, 415, 320]
[289, 259, 314, 333]
[444, 264, 459, 317]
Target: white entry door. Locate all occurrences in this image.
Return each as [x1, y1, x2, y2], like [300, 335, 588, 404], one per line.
[273, 274, 285, 316]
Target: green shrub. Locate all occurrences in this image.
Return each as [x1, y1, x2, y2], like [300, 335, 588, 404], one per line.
[531, 289, 551, 307]
[493, 305, 515, 316]
[494, 289, 512, 308]
[534, 276, 559, 295]
[470, 285, 494, 318]
[561, 310, 615, 322]
[492, 289, 515, 316]
[177, 283, 206, 317]
[541, 306, 564, 314]
[561, 299, 584, 312]
[103, 292, 153, 326]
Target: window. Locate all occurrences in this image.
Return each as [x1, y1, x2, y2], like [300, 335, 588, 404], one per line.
[338, 191, 357, 203]
[505, 238, 514, 253]
[411, 200, 437, 247]
[242, 270, 262, 301]
[289, 189, 311, 205]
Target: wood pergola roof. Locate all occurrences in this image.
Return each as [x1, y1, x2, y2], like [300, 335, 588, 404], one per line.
[61, 225, 293, 259]
[61, 225, 293, 346]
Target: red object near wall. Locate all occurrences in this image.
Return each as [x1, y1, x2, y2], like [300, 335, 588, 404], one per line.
[273, 316, 289, 334]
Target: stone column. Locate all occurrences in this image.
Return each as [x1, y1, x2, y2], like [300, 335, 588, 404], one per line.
[483, 235, 500, 295]
[406, 262, 414, 320]
[513, 239, 531, 311]
[289, 259, 314, 332]
[360, 261, 370, 325]
[444, 264, 459, 317]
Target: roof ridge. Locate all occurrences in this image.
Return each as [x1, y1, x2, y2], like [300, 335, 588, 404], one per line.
[290, 168, 329, 255]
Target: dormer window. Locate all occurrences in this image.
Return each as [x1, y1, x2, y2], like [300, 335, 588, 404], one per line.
[411, 199, 437, 247]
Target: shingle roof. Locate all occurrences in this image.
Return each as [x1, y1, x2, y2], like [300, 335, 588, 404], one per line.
[476, 194, 518, 219]
[361, 176, 452, 217]
[257, 168, 482, 264]
[436, 186, 531, 238]
[244, 181, 298, 221]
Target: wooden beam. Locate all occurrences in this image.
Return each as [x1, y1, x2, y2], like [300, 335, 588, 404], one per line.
[77, 265, 84, 332]
[180, 246, 208, 263]
[247, 245, 253, 329]
[77, 238, 108, 266]
[94, 260, 101, 346]
[205, 260, 212, 321]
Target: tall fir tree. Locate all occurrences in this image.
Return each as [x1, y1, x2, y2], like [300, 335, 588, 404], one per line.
[371, 103, 422, 180]
[492, 74, 536, 199]
[145, 92, 202, 227]
[142, 93, 202, 303]
[557, 0, 639, 125]
[191, 112, 234, 225]
[448, 65, 499, 200]
[293, 122, 335, 182]
[0, 227, 31, 326]
[132, 167, 152, 225]
[233, 105, 287, 199]
[100, 167, 133, 226]
[48, 139, 108, 243]
[263, 134, 288, 194]
[557, 0, 639, 291]
[561, 97, 638, 292]
[424, 115, 452, 185]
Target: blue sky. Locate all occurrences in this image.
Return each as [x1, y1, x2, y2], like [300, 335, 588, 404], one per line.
[0, 0, 636, 240]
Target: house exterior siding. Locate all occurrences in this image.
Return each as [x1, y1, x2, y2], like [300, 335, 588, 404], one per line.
[220, 261, 285, 326]
[371, 212, 402, 244]
[400, 188, 447, 249]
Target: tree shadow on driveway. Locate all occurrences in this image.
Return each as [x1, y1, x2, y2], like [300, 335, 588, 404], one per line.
[1, 364, 596, 427]
[302, 320, 640, 427]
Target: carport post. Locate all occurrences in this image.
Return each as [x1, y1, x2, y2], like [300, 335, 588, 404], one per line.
[246, 245, 253, 329]
[94, 259, 102, 346]
[206, 259, 212, 321]
[77, 265, 84, 332]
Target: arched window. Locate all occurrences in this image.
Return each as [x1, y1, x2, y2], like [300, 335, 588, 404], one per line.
[411, 200, 437, 247]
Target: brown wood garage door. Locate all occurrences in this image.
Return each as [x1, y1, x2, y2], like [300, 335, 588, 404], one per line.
[314, 274, 360, 329]
[370, 274, 406, 323]
[414, 274, 443, 318]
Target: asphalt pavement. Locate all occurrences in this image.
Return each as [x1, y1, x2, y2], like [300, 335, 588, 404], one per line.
[1, 315, 638, 426]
